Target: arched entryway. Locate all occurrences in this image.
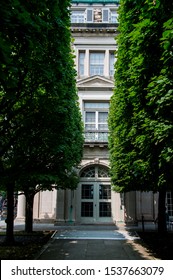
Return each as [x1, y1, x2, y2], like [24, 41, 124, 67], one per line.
[76, 165, 113, 223]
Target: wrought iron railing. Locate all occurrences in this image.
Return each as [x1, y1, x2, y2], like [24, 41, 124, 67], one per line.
[84, 130, 109, 142]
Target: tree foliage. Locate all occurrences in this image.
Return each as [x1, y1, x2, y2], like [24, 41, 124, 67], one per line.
[109, 0, 173, 232]
[109, 0, 173, 191]
[0, 0, 83, 236]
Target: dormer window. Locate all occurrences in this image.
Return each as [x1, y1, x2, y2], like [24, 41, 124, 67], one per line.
[71, 8, 118, 24]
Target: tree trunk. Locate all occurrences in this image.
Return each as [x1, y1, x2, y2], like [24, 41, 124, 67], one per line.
[5, 182, 15, 244]
[25, 192, 35, 233]
[158, 189, 167, 235]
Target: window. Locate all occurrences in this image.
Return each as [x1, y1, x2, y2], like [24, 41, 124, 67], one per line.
[79, 51, 85, 76]
[90, 52, 105, 76]
[71, 10, 85, 23]
[81, 202, 93, 217]
[82, 184, 94, 199]
[99, 202, 111, 217]
[84, 102, 109, 142]
[166, 192, 173, 217]
[81, 166, 95, 178]
[110, 11, 118, 23]
[99, 185, 111, 199]
[109, 52, 115, 76]
[98, 166, 109, 178]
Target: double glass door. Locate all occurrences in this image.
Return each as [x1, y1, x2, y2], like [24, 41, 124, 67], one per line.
[79, 182, 112, 223]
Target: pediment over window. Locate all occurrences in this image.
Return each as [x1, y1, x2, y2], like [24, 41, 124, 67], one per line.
[77, 75, 114, 89]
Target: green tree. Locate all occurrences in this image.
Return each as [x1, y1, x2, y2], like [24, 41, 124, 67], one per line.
[0, 0, 83, 240]
[109, 0, 173, 234]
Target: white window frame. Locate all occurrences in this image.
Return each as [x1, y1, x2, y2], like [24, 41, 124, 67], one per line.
[110, 10, 118, 23]
[71, 10, 85, 23]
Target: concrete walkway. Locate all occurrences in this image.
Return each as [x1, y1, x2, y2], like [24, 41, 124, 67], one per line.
[0, 220, 158, 260]
[35, 225, 157, 260]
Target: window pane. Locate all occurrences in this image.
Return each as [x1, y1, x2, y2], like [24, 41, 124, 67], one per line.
[81, 202, 93, 217]
[99, 202, 111, 217]
[79, 51, 85, 76]
[84, 102, 109, 109]
[98, 112, 108, 122]
[110, 11, 118, 23]
[85, 124, 96, 131]
[166, 192, 173, 217]
[81, 166, 95, 178]
[98, 124, 108, 130]
[98, 167, 109, 178]
[90, 66, 104, 76]
[85, 112, 95, 122]
[99, 185, 111, 199]
[82, 185, 93, 199]
[90, 53, 104, 64]
[109, 52, 115, 76]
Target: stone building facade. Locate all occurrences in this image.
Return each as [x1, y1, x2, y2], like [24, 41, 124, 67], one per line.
[17, 0, 172, 226]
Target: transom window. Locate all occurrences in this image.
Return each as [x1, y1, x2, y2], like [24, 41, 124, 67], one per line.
[81, 165, 109, 179]
[81, 166, 95, 178]
[98, 166, 110, 178]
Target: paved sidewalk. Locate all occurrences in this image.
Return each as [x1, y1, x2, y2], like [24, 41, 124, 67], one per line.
[35, 225, 157, 260]
[0, 220, 158, 260]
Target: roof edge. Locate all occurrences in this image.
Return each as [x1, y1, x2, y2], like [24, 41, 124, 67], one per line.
[71, 0, 120, 4]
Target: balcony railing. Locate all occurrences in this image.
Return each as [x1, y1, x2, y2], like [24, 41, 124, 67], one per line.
[84, 130, 109, 143]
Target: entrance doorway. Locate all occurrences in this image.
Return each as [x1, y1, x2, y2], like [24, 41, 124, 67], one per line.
[77, 165, 113, 223]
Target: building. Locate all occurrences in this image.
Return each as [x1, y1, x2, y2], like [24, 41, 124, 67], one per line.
[16, 0, 172, 225]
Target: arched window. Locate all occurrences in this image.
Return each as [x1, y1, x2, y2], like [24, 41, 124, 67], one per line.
[80, 165, 109, 179]
[81, 166, 95, 178]
[98, 166, 109, 178]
